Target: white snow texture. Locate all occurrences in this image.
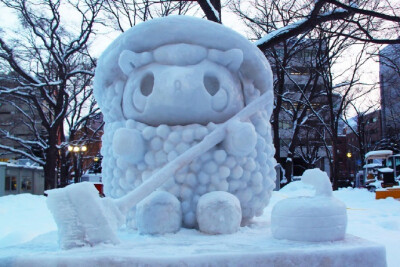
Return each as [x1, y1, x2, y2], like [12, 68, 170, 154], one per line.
[136, 191, 182, 234]
[94, 15, 276, 230]
[271, 169, 347, 242]
[197, 191, 242, 235]
[46, 182, 122, 249]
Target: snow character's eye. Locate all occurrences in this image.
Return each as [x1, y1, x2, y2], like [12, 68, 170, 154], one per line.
[140, 72, 154, 96]
[132, 72, 154, 113]
[203, 73, 229, 112]
[204, 74, 220, 96]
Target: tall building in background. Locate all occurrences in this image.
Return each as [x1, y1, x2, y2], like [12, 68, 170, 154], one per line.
[379, 43, 400, 140]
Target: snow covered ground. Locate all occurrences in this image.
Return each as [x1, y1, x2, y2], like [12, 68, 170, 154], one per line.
[0, 182, 399, 266]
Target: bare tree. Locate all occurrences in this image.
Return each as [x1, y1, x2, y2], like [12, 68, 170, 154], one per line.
[103, 0, 198, 32]
[0, 0, 103, 189]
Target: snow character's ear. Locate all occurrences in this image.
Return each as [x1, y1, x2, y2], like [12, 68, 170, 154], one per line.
[118, 50, 153, 75]
[208, 49, 243, 72]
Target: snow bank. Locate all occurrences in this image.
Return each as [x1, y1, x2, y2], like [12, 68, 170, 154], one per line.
[1, 183, 399, 266]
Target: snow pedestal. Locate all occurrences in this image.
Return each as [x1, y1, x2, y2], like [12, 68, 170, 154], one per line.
[1, 234, 386, 267]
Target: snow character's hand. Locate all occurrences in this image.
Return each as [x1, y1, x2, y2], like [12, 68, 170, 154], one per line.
[112, 128, 145, 163]
[223, 120, 257, 157]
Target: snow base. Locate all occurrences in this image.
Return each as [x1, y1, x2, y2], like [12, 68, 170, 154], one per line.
[0, 233, 386, 267]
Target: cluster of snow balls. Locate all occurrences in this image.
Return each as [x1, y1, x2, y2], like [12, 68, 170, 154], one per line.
[100, 110, 276, 228]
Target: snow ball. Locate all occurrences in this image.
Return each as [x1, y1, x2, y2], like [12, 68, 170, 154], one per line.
[155, 150, 167, 165]
[229, 181, 240, 192]
[156, 125, 170, 139]
[231, 165, 244, 180]
[225, 156, 236, 168]
[113, 168, 122, 179]
[168, 132, 181, 144]
[126, 119, 136, 129]
[116, 158, 129, 170]
[112, 128, 145, 163]
[252, 172, 263, 186]
[198, 172, 210, 185]
[180, 186, 193, 200]
[167, 151, 179, 162]
[211, 174, 220, 185]
[163, 141, 174, 153]
[186, 173, 197, 187]
[207, 122, 217, 131]
[237, 188, 253, 203]
[150, 137, 163, 151]
[242, 170, 251, 182]
[183, 212, 196, 228]
[136, 191, 182, 235]
[196, 185, 207, 195]
[194, 127, 208, 140]
[176, 173, 186, 184]
[204, 161, 218, 174]
[181, 200, 191, 213]
[190, 161, 201, 172]
[142, 170, 153, 181]
[137, 162, 146, 171]
[176, 143, 190, 154]
[182, 129, 194, 143]
[217, 181, 229, 191]
[214, 150, 227, 164]
[197, 191, 242, 235]
[144, 151, 156, 166]
[200, 152, 212, 162]
[219, 166, 231, 179]
[244, 158, 256, 172]
[142, 126, 156, 140]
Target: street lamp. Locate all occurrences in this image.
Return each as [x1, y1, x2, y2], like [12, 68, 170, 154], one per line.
[68, 144, 87, 183]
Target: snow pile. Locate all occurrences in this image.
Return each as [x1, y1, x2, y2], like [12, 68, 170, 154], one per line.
[136, 191, 182, 235]
[0, 194, 56, 248]
[197, 191, 241, 234]
[272, 169, 347, 242]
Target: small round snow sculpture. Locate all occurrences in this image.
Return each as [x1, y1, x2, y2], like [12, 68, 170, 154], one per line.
[271, 169, 347, 242]
[197, 191, 241, 235]
[136, 191, 182, 235]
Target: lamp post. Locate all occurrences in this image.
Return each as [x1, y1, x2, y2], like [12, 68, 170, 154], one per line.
[346, 152, 352, 186]
[68, 144, 87, 183]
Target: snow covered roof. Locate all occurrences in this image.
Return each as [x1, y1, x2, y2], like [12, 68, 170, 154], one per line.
[363, 163, 382, 169]
[0, 162, 43, 170]
[365, 150, 393, 160]
[378, 167, 393, 173]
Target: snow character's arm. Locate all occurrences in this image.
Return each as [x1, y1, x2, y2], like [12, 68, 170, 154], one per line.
[223, 120, 257, 157]
[112, 128, 145, 163]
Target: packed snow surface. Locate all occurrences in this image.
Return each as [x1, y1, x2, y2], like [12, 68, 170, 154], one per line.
[0, 182, 398, 266]
[272, 169, 347, 242]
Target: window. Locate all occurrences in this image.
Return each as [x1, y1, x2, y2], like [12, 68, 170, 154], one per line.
[21, 177, 32, 191]
[5, 176, 17, 191]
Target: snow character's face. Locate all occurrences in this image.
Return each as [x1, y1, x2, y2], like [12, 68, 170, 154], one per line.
[118, 45, 245, 126]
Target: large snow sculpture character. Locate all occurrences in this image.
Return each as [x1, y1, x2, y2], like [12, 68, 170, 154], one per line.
[94, 16, 276, 233]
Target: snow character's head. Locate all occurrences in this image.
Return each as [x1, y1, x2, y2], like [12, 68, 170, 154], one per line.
[94, 16, 276, 231]
[118, 44, 245, 126]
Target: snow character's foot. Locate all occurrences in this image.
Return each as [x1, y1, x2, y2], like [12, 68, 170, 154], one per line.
[136, 191, 182, 234]
[197, 191, 242, 235]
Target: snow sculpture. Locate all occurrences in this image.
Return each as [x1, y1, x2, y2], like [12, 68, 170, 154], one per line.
[94, 15, 276, 233]
[271, 169, 347, 242]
